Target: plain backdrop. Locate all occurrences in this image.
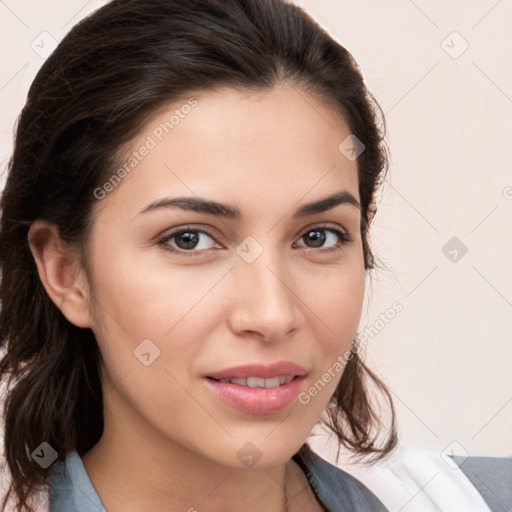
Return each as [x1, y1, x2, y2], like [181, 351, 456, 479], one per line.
[0, 0, 511, 463]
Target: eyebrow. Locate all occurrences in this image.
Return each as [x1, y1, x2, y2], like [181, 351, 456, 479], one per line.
[136, 190, 360, 219]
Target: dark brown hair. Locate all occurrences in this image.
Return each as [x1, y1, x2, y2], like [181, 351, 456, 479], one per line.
[0, 0, 396, 509]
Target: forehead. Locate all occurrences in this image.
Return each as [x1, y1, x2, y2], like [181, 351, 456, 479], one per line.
[94, 84, 359, 219]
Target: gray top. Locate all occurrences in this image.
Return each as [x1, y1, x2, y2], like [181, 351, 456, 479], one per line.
[49, 443, 388, 511]
[450, 455, 512, 512]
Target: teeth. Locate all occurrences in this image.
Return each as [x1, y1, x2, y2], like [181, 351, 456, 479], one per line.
[217, 376, 294, 388]
[247, 377, 266, 388]
[262, 377, 281, 388]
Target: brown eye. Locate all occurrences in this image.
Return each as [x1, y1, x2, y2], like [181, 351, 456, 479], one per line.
[158, 228, 219, 254]
[296, 226, 352, 251]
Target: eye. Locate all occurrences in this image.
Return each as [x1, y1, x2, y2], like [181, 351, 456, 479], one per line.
[295, 225, 352, 252]
[158, 227, 220, 255]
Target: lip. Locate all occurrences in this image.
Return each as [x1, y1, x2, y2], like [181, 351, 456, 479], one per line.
[204, 375, 306, 414]
[204, 361, 307, 415]
[206, 362, 307, 380]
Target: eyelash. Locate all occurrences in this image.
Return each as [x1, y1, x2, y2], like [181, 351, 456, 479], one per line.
[156, 224, 353, 257]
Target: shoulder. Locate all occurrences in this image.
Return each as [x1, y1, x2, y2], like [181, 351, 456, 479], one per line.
[293, 443, 388, 512]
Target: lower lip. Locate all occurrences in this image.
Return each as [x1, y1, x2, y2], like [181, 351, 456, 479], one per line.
[204, 376, 306, 414]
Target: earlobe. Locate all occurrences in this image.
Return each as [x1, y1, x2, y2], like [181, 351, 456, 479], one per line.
[27, 220, 93, 329]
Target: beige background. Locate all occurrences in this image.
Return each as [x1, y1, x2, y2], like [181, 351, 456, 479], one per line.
[0, 0, 511, 461]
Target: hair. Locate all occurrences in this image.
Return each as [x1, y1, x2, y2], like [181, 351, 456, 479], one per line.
[0, 0, 397, 509]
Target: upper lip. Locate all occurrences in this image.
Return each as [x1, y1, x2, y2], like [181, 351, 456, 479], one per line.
[206, 362, 307, 380]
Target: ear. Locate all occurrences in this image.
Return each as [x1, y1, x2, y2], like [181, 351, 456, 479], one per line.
[27, 220, 93, 329]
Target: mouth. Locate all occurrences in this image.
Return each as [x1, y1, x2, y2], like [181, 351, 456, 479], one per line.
[203, 362, 307, 414]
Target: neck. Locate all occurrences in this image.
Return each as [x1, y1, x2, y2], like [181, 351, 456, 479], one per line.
[81, 395, 300, 512]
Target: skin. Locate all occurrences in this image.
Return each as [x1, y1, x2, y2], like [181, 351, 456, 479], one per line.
[29, 83, 366, 512]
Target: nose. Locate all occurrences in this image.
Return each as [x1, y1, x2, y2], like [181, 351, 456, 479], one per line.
[227, 246, 301, 342]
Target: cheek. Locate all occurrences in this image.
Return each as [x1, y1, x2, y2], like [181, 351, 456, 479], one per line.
[301, 256, 365, 341]
[297, 256, 365, 391]
[86, 253, 223, 436]
[89, 245, 227, 337]
[86, 247, 232, 400]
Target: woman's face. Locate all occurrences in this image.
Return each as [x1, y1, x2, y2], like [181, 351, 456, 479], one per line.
[84, 83, 365, 468]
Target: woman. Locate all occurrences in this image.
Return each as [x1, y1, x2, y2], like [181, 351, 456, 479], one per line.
[0, 0, 397, 510]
